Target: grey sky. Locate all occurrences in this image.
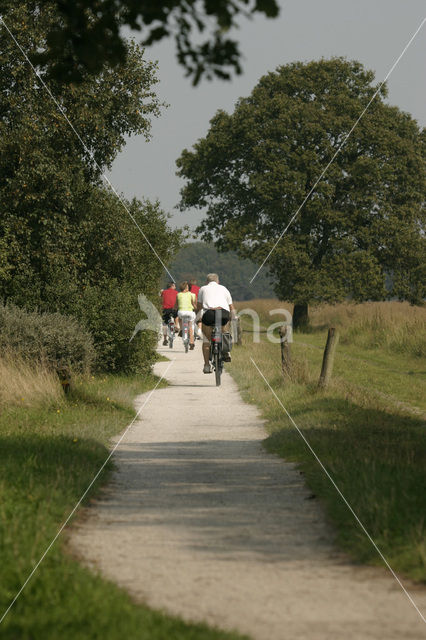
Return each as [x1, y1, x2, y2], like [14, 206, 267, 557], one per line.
[107, 0, 426, 232]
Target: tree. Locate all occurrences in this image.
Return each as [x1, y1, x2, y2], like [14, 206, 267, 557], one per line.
[0, 0, 279, 85]
[177, 58, 425, 326]
[72, 190, 182, 372]
[0, 0, 162, 303]
[0, 2, 182, 370]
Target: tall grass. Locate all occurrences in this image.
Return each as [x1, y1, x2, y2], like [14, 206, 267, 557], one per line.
[236, 299, 426, 358]
[309, 301, 426, 358]
[0, 353, 62, 408]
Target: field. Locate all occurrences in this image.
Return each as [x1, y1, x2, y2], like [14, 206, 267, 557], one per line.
[0, 359, 246, 640]
[229, 300, 426, 582]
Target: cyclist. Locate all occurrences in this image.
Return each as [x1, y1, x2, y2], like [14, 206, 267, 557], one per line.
[174, 281, 197, 350]
[197, 273, 235, 373]
[160, 282, 178, 346]
[189, 278, 200, 298]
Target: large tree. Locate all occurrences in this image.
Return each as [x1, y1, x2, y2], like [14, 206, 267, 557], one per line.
[0, 0, 279, 85]
[0, 1, 162, 303]
[0, 2, 182, 370]
[177, 58, 425, 326]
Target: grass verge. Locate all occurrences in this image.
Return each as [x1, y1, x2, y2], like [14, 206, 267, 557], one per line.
[229, 302, 426, 583]
[0, 372, 247, 640]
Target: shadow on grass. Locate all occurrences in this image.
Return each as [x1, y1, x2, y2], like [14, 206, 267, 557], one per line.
[0, 433, 111, 495]
[263, 395, 426, 580]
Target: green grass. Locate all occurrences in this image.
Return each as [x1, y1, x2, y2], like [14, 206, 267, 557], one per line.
[292, 333, 426, 413]
[228, 332, 426, 583]
[0, 374, 247, 640]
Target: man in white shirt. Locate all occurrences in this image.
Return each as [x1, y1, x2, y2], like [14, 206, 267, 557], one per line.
[197, 273, 235, 373]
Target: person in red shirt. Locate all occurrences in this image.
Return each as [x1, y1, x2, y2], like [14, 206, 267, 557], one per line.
[161, 282, 179, 345]
[189, 278, 200, 298]
[189, 279, 202, 340]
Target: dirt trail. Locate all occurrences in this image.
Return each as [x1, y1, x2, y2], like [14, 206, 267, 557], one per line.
[70, 342, 426, 639]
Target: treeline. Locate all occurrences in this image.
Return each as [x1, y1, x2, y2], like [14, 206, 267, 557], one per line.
[166, 242, 274, 301]
[0, 3, 181, 372]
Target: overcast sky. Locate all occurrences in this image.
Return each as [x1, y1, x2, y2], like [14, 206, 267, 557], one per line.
[107, 0, 426, 232]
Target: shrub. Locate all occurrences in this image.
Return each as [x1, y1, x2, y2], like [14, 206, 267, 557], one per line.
[76, 282, 158, 373]
[0, 303, 95, 372]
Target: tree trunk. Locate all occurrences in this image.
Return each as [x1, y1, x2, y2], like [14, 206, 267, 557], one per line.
[293, 303, 309, 330]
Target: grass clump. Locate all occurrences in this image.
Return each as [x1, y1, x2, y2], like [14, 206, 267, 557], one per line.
[0, 374, 246, 640]
[0, 353, 63, 408]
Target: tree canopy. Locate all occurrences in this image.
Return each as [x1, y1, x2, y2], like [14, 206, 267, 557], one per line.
[177, 58, 425, 321]
[0, 2, 182, 370]
[0, 0, 279, 85]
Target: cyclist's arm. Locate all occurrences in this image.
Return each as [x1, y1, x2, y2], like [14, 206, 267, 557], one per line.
[196, 289, 203, 313]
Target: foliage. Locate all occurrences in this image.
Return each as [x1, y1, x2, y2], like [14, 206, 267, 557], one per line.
[167, 241, 274, 300]
[69, 193, 182, 373]
[0, 3, 163, 175]
[0, 1, 164, 308]
[177, 58, 425, 308]
[0, 2, 182, 371]
[0, 0, 280, 85]
[0, 303, 95, 372]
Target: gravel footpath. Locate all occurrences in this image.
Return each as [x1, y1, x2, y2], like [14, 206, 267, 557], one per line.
[70, 342, 426, 639]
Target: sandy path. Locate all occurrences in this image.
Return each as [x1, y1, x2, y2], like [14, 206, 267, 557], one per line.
[70, 342, 426, 639]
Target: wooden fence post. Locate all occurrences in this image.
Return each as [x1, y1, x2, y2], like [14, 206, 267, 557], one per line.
[231, 316, 242, 345]
[237, 316, 242, 345]
[318, 328, 339, 388]
[279, 325, 291, 379]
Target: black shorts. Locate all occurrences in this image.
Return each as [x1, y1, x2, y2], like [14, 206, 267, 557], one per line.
[202, 309, 230, 327]
[162, 308, 177, 323]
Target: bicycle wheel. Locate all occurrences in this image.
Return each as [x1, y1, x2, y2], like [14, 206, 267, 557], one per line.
[169, 333, 174, 348]
[184, 339, 189, 353]
[214, 352, 221, 386]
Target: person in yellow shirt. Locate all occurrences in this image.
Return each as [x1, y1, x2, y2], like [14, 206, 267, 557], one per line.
[174, 281, 197, 350]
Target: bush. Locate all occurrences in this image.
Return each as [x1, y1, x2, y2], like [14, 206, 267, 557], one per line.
[0, 303, 95, 372]
[1, 192, 182, 374]
[76, 282, 158, 373]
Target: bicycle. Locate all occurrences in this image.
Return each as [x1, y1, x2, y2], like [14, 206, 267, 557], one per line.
[167, 315, 175, 349]
[181, 314, 192, 353]
[209, 323, 223, 386]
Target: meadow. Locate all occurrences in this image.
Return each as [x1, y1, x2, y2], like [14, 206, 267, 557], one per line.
[230, 300, 426, 582]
